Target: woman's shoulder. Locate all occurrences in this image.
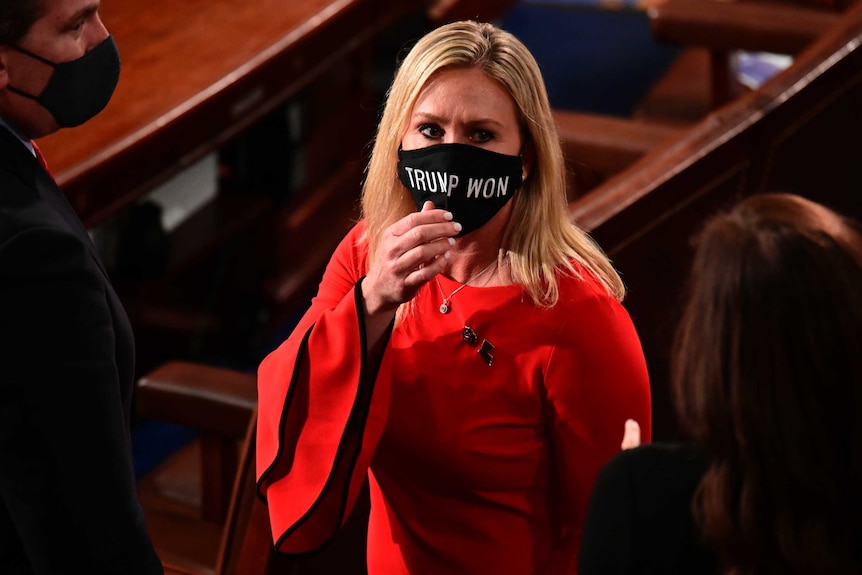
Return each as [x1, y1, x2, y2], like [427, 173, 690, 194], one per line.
[556, 260, 617, 304]
[550, 261, 632, 331]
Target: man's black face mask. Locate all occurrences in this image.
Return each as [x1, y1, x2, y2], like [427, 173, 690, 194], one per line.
[7, 36, 121, 128]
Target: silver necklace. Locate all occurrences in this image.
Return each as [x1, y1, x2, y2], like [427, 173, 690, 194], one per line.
[435, 260, 497, 314]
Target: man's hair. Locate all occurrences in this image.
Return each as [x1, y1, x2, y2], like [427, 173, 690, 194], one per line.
[0, 0, 44, 46]
[673, 193, 862, 574]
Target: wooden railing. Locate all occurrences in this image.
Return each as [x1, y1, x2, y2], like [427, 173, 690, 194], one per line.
[569, 0, 862, 440]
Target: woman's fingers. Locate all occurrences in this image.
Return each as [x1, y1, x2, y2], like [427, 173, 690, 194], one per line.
[621, 419, 641, 450]
[402, 238, 453, 284]
[363, 205, 459, 314]
[388, 207, 460, 246]
[383, 205, 459, 275]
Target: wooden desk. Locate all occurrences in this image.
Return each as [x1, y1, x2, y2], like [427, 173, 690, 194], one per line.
[39, 0, 414, 228]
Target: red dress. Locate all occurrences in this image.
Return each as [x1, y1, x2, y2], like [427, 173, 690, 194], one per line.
[257, 221, 651, 574]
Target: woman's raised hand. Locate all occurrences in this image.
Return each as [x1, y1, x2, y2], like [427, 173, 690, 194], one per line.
[362, 201, 460, 317]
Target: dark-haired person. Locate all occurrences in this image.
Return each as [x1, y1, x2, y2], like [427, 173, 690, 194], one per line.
[256, 20, 651, 574]
[0, 1, 162, 573]
[579, 193, 862, 575]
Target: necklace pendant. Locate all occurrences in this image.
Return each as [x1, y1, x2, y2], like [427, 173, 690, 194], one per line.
[439, 300, 450, 314]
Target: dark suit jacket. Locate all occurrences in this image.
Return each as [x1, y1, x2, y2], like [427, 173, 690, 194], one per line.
[0, 126, 163, 574]
[578, 443, 719, 575]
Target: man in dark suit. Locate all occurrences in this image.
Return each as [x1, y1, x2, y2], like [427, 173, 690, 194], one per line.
[0, 1, 163, 572]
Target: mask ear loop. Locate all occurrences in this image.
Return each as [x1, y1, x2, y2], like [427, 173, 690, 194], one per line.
[6, 84, 39, 100]
[9, 44, 58, 67]
[5, 45, 58, 100]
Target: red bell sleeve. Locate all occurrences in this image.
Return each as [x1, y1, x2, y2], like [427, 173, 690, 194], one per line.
[256, 222, 390, 554]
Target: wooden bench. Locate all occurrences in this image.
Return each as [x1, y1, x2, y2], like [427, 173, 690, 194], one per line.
[554, 0, 841, 198]
[136, 361, 371, 575]
[640, 0, 841, 119]
[569, 0, 862, 440]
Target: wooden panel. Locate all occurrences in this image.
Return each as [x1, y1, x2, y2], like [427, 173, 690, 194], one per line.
[554, 109, 685, 198]
[648, 0, 839, 54]
[637, 0, 842, 121]
[38, 0, 412, 227]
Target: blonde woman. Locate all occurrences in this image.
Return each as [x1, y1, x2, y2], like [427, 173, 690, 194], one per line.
[257, 20, 651, 574]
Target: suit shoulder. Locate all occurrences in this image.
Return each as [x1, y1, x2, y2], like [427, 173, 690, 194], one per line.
[0, 223, 92, 279]
[0, 171, 42, 229]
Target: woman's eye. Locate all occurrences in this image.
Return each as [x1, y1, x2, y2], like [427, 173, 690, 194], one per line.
[418, 124, 442, 138]
[472, 130, 493, 143]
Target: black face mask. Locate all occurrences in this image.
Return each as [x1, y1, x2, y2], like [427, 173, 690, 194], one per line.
[7, 36, 121, 128]
[397, 143, 523, 237]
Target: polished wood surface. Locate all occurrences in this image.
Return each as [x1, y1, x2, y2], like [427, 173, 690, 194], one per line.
[570, 1, 862, 440]
[634, 0, 841, 121]
[648, 0, 839, 54]
[553, 0, 840, 195]
[554, 109, 685, 197]
[37, 0, 409, 227]
[31, 0, 425, 375]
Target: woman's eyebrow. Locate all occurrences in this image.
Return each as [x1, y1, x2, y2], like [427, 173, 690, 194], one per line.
[412, 112, 506, 128]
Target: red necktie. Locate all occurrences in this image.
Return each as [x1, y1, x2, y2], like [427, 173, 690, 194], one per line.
[31, 140, 51, 174]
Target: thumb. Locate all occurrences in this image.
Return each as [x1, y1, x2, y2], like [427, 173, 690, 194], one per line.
[621, 419, 641, 450]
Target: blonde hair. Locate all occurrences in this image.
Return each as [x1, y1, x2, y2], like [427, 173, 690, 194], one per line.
[361, 20, 625, 305]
